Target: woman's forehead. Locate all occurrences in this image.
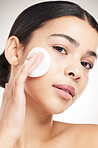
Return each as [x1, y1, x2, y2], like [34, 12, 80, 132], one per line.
[32, 16, 98, 52]
[37, 16, 98, 38]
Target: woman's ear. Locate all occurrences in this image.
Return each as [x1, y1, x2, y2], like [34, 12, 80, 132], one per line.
[5, 36, 23, 65]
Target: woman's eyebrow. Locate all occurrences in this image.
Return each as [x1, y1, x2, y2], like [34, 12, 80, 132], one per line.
[86, 51, 97, 59]
[48, 33, 97, 59]
[49, 33, 79, 47]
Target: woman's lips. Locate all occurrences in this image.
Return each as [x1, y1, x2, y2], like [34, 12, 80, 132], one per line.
[52, 84, 75, 100]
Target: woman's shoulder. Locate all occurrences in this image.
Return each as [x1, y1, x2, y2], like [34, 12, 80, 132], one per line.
[53, 121, 98, 147]
[53, 120, 98, 135]
[71, 123, 98, 147]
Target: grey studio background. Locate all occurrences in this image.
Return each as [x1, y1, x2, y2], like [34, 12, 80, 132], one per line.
[0, 0, 98, 124]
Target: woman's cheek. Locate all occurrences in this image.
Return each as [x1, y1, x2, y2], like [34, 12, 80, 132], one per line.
[78, 73, 89, 97]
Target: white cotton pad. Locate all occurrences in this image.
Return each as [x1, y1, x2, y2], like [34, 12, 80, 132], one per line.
[27, 47, 51, 77]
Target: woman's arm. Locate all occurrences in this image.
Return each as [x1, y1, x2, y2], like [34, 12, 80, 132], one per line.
[0, 131, 16, 148]
[0, 52, 43, 147]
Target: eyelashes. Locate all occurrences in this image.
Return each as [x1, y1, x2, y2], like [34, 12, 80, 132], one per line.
[52, 45, 93, 70]
[52, 46, 68, 55]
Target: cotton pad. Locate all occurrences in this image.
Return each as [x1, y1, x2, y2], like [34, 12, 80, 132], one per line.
[27, 47, 51, 77]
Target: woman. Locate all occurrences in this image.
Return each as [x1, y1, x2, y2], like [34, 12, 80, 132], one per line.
[0, 1, 98, 147]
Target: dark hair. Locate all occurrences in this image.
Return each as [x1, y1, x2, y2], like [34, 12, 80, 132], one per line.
[0, 1, 98, 88]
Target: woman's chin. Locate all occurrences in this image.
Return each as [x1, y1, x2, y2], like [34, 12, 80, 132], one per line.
[43, 101, 72, 114]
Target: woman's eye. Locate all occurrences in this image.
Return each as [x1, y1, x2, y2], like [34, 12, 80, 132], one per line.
[81, 61, 93, 69]
[53, 46, 67, 55]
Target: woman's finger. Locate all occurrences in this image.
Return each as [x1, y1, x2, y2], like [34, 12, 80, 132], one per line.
[12, 51, 44, 105]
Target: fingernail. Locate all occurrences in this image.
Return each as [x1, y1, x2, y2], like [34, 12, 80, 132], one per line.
[32, 51, 42, 56]
[5, 83, 8, 88]
[37, 51, 43, 56]
[24, 59, 28, 66]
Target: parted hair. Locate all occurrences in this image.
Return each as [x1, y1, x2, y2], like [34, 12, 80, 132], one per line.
[0, 1, 98, 88]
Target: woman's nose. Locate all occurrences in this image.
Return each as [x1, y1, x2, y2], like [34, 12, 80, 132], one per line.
[64, 64, 83, 81]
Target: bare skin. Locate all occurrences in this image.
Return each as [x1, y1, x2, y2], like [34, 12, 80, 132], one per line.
[0, 16, 98, 148]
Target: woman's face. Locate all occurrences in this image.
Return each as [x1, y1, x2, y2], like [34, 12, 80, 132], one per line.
[23, 16, 98, 114]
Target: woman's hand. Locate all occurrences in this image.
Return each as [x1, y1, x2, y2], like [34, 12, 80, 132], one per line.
[0, 51, 43, 147]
